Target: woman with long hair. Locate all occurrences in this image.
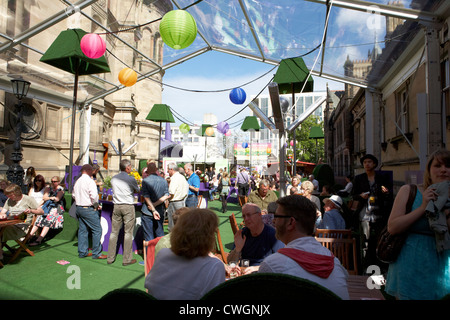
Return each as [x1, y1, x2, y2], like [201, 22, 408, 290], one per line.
[385, 149, 450, 299]
[28, 176, 65, 246]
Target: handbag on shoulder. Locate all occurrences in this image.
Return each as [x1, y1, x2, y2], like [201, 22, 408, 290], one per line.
[376, 184, 417, 263]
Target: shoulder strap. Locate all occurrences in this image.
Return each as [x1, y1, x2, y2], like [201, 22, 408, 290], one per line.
[406, 184, 417, 213]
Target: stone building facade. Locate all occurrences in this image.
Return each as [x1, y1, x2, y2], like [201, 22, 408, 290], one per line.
[0, 0, 172, 185]
[324, 0, 450, 193]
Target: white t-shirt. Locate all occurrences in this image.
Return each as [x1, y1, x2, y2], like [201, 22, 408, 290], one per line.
[145, 248, 225, 300]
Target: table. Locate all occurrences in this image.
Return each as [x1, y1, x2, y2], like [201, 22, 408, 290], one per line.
[99, 200, 144, 255]
[347, 275, 385, 300]
[0, 218, 33, 267]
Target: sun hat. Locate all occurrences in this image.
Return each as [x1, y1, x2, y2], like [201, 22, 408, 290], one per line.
[323, 195, 343, 210]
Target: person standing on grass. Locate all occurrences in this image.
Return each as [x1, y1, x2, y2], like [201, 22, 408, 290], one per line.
[184, 163, 200, 208]
[141, 161, 170, 242]
[166, 162, 188, 231]
[72, 164, 107, 260]
[107, 159, 140, 266]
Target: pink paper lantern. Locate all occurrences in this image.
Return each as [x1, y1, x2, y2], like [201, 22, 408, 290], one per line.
[80, 33, 106, 59]
[290, 140, 294, 147]
[225, 130, 231, 136]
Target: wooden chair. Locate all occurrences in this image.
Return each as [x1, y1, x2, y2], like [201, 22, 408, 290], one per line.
[315, 237, 358, 275]
[5, 215, 38, 263]
[213, 229, 228, 263]
[229, 213, 239, 235]
[143, 237, 162, 277]
[315, 229, 352, 239]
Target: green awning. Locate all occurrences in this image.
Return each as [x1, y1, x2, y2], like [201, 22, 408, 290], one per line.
[309, 126, 324, 139]
[241, 116, 260, 132]
[273, 57, 314, 94]
[146, 104, 175, 123]
[40, 28, 110, 75]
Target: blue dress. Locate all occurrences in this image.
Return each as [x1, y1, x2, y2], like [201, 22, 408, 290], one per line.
[385, 190, 450, 300]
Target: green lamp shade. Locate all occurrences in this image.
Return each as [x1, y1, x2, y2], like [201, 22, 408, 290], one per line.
[159, 10, 197, 50]
[241, 116, 260, 132]
[309, 126, 324, 139]
[146, 104, 175, 123]
[40, 28, 110, 75]
[273, 57, 314, 94]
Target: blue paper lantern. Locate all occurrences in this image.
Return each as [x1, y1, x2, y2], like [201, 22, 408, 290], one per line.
[229, 88, 246, 104]
[242, 142, 248, 148]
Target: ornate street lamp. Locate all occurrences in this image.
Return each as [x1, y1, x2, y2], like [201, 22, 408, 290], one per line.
[6, 78, 31, 188]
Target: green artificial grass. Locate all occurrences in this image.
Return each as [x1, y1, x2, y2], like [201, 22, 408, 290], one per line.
[0, 199, 243, 300]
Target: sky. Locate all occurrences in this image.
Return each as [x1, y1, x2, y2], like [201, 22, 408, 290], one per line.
[161, 50, 344, 128]
[159, 0, 411, 129]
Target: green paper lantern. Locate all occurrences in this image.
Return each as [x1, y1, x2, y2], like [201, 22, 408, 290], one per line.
[180, 123, 190, 134]
[159, 10, 197, 50]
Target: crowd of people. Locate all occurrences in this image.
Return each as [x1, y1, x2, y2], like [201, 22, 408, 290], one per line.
[0, 149, 449, 301]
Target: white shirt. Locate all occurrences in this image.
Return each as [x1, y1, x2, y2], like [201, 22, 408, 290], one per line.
[111, 171, 140, 204]
[145, 248, 225, 300]
[72, 173, 98, 206]
[168, 171, 188, 201]
[258, 236, 350, 300]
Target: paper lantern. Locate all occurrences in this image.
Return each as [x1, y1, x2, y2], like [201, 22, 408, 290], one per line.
[266, 147, 271, 154]
[229, 88, 246, 104]
[242, 142, 248, 149]
[159, 10, 197, 50]
[80, 33, 106, 59]
[217, 121, 229, 134]
[118, 68, 137, 87]
[205, 127, 214, 137]
[179, 123, 190, 134]
[225, 130, 231, 136]
[290, 140, 294, 147]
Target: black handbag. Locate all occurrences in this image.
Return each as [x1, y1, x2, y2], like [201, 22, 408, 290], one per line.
[376, 184, 417, 263]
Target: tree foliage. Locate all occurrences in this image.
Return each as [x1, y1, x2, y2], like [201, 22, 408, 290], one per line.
[288, 115, 324, 163]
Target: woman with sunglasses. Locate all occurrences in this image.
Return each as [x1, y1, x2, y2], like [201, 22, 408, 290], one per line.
[29, 176, 65, 246]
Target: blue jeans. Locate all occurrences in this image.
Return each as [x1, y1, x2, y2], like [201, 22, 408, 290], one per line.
[209, 188, 217, 200]
[141, 212, 165, 241]
[75, 206, 103, 258]
[185, 195, 198, 208]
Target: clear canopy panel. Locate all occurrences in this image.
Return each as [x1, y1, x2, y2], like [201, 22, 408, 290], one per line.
[0, 0, 442, 104]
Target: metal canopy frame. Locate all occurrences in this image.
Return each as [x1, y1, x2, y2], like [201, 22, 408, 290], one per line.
[0, 0, 442, 108]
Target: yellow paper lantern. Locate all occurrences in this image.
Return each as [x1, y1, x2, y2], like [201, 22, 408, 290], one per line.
[205, 127, 214, 137]
[118, 68, 137, 87]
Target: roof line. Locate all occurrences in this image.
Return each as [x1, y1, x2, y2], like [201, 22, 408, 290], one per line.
[306, 0, 438, 22]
